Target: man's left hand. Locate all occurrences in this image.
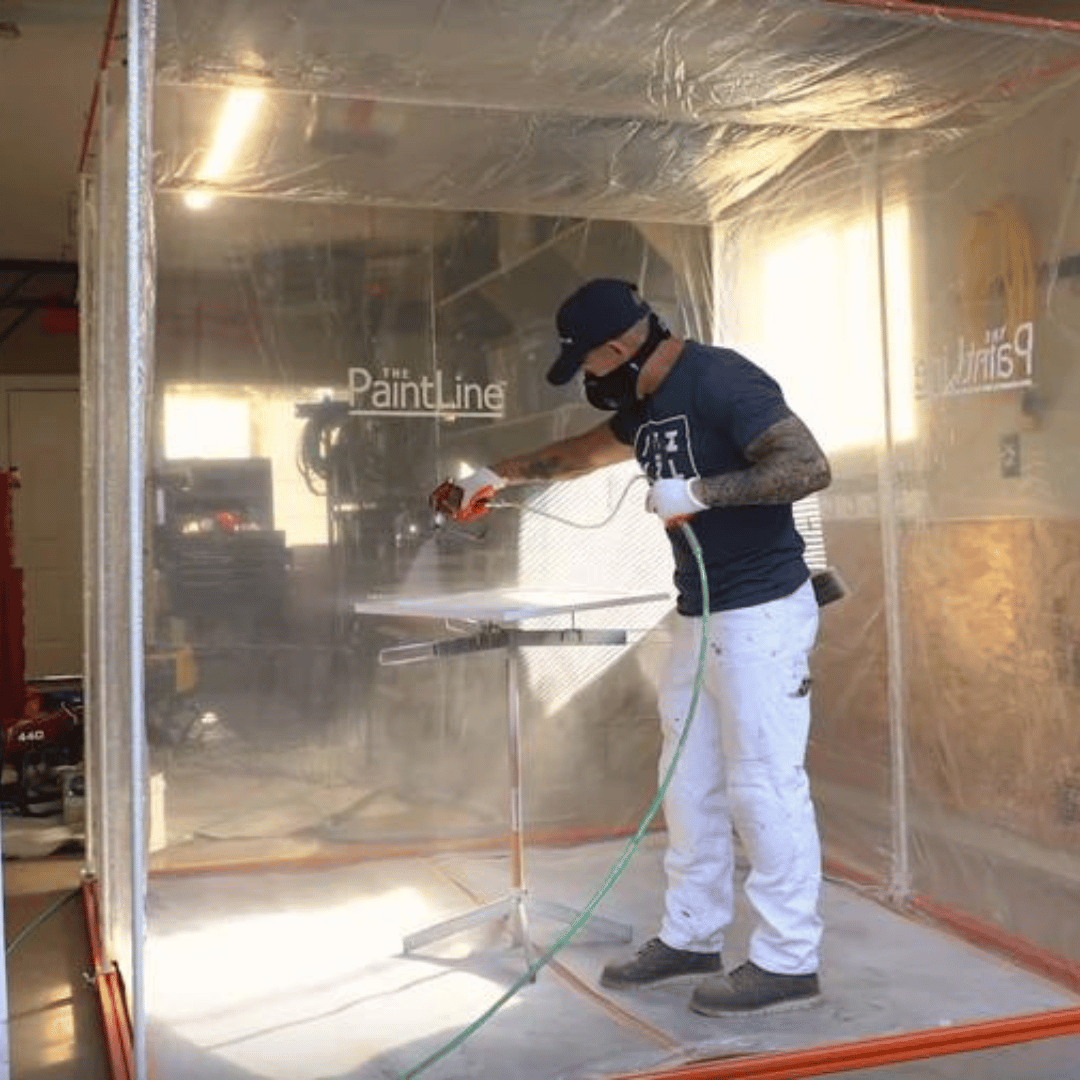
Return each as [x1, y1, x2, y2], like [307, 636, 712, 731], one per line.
[645, 477, 707, 527]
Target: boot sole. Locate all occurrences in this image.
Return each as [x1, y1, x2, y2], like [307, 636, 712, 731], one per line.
[601, 969, 721, 991]
[689, 990, 823, 1018]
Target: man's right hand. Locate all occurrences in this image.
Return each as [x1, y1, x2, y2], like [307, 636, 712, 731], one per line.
[429, 467, 506, 522]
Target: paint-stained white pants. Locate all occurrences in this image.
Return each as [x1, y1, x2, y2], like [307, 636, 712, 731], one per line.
[657, 579, 823, 975]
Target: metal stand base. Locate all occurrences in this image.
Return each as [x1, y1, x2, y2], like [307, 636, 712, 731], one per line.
[381, 620, 643, 972]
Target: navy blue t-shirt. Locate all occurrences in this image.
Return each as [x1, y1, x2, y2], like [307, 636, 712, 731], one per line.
[609, 340, 809, 616]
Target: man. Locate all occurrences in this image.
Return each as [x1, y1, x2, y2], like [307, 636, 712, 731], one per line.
[429, 278, 831, 1016]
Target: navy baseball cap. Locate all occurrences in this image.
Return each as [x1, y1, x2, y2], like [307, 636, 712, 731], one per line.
[546, 278, 651, 386]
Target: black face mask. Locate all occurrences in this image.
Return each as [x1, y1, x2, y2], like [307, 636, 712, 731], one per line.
[583, 312, 671, 411]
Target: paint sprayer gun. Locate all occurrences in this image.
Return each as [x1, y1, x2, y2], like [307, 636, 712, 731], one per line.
[429, 467, 507, 524]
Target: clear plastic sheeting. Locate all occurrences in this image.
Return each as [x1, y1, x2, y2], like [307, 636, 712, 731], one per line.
[145, 199, 691, 854]
[713, 74, 1080, 969]
[82, 63, 138, 987]
[157, 0, 1077, 129]
[152, 1, 1080, 220]
[155, 83, 822, 223]
[80, 0, 1080, 1078]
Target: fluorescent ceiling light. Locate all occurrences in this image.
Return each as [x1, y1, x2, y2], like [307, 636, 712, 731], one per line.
[184, 87, 265, 211]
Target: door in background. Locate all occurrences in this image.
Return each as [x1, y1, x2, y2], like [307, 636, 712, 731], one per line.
[0, 377, 82, 678]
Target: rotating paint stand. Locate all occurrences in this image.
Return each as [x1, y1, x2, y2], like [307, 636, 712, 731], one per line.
[352, 588, 669, 969]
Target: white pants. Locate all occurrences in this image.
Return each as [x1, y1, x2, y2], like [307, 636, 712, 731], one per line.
[657, 579, 823, 975]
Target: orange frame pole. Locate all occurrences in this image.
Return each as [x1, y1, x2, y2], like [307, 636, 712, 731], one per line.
[81, 878, 135, 1080]
[605, 1006, 1080, 1080]
[823, 0, 1080, 34]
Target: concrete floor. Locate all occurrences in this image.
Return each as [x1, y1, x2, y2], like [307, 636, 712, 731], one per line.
[2, 835, 1078, 1080]
[3, 855, 109, 1080]
[144, 834, 1080, 1080]
[4, 745, 1079, 1080]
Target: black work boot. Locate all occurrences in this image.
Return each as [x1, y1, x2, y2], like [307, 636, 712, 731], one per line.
[600, 937, 721, 990]
[689, 960, 821, 1016]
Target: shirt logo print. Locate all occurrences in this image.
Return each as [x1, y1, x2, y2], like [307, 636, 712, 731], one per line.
[636, 416, 696, 480]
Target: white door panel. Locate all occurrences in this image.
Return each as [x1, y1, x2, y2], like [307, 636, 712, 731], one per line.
[0, 377, 82, 678]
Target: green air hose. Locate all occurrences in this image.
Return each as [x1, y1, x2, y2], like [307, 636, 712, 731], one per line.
[397, 519, 710, 1080]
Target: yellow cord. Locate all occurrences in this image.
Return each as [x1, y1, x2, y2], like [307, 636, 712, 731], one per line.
[960, 197, 1037, 339]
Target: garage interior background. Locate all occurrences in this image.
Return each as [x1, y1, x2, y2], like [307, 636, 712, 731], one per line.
[6, 0, 1080, 1078]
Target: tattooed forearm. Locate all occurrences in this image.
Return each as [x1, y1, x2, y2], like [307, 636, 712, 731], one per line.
[497, 449, 589, 482]
[693, 414, 831, 508]
[494, 421, 633, 484]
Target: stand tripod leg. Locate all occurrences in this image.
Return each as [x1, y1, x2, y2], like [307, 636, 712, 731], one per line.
[402, 895, 516, 954]
[527, 899, 633, 943]
[505, 647, 538, 976]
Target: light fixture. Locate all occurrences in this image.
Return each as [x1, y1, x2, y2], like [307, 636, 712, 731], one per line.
[183, 87, 266, 211]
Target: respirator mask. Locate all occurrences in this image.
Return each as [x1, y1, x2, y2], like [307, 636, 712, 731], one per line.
[583, 311, 671, 411]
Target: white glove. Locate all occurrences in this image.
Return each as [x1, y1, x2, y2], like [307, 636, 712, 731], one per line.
[645, 477, 707, 526]
[459, 466, 506, 518]
[430, 466, 506, 522]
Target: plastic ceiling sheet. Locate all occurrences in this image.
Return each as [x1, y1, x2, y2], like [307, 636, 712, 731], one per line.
[155, 84, 822, 223]
[158, 0, 1079, 128]
[153, 0, 1080, 221]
